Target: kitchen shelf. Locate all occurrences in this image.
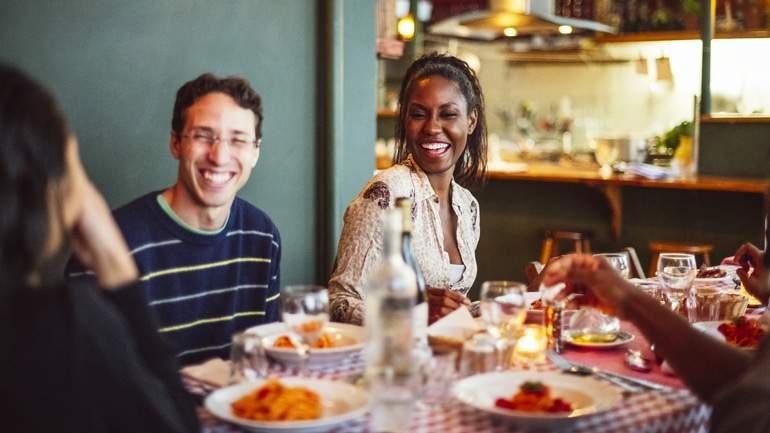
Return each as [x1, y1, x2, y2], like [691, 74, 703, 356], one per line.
[595, 29, 770, 43]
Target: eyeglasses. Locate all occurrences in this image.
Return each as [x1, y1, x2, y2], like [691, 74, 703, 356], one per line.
[180, 131, 260, 150]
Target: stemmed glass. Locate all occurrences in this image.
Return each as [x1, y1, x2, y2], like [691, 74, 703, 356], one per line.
[657, 253, 697, 313]
[281, 285, 329, 371]
[592, 137, 620, 178]
[480, 281, 527, 369]
[594, 253, 630, 279]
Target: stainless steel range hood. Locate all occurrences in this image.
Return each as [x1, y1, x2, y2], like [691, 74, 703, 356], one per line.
[429, 0, 616, 41]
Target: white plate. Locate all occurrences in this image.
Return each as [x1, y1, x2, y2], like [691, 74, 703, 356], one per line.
[452, 371, 623, 430]
[205, 377, 369, 433]
[692, 321, 727, 341]
[248, 322, 364, 367]
[692, 320, 764, 350]
[563, 330, 635, 349]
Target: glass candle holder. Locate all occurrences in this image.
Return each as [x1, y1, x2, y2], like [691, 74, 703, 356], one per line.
[513, 325, 548, 365]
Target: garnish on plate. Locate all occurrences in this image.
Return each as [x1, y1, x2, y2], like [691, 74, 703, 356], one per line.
[494, 381, 573, 413]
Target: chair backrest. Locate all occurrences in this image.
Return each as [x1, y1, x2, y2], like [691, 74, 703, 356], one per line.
[524, 261, 544, 292]
[623, 247, 645, 279]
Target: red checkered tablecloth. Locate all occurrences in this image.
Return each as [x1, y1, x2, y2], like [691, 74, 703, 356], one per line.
[186, 353, 711, 433]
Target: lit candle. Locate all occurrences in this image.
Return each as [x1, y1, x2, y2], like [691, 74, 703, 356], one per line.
[514, 325, 547, 364]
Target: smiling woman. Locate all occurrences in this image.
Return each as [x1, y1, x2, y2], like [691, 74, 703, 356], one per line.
[329, 53, 488, 325]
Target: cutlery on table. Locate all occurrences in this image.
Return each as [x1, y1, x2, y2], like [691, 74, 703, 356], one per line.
[548, 351, 672, 393]
[625, 349, 651, 372]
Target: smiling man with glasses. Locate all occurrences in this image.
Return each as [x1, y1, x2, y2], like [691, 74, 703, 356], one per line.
[69, 73, 281, 365]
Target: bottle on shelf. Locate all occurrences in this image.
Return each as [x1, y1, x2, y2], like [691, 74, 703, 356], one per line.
[395, 197, 427, 306]
[364, 209, 418, 433]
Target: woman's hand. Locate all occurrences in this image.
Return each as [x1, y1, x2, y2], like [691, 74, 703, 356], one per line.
[733, 242, 770, 305]
[67, 139, 137, 289]
[541, 254, 635, 318]
[427, 287, 470, 324]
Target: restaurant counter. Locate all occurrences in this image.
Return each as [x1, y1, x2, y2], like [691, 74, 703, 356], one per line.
[473, 163, 767, 298]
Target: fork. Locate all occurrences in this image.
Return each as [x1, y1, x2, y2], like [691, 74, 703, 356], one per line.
[547, 351, 643, 393]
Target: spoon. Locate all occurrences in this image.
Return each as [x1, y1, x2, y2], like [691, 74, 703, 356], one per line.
[625, 349, 651, 372]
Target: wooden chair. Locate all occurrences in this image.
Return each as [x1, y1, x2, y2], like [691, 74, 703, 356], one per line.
[539, 229, 593, 264]
[648, 241, 713, 276]
[524, 261, 544, 291]
[623, 247, 646, 279]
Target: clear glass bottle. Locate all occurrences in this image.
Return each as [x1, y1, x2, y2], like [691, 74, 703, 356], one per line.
[395, 197, 427, 305]
[365, 209, 418, 433]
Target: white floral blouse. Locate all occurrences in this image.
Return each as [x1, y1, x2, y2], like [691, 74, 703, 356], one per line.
[328, 156, 481, 325]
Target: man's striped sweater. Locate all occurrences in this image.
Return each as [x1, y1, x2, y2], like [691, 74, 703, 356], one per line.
[70, 192, 281, 366]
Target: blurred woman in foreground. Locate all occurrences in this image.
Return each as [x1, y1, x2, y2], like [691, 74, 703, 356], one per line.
[329, 53, 487, 324]
[0, 64, 198, 433]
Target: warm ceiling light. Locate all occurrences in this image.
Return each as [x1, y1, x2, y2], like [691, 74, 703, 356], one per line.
[397, 14, 416, 41]
[558, 25, 573, 34]
[503, 27, 518, 37]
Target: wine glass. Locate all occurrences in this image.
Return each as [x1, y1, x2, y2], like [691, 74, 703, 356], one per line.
[480, 281, 527, 339]
[594, 252, 630, 279]
[281, 285, 329, 370]
[657, 253, 697, 313]
[592, 137, 620, 178]
[480, 281, 527, 369]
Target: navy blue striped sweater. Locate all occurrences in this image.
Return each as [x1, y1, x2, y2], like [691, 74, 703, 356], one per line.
[70, 192, 281, 366]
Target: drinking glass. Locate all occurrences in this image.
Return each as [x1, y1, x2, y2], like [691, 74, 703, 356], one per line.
[229, 332, 269, 384]
[281, 285, 329, 368]
[480, 281, 526, 369]
[480, 281, 527, 340]
[594, 252, 630, 279]
[592, 137, 620, 178]
[657, 253, 697, 313]
[459, 333, 499, 376]
[417, 350, 458, 408]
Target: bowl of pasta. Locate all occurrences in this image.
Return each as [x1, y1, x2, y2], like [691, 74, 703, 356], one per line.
[248, 322, 365, 366]
[452, 371, 623, 430]
[205, 377, 369, 432]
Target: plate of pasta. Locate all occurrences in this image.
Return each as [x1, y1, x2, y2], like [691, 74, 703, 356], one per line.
[452, 371, 623, 430]
[205, 377, 369, 432]
[248, 322, 365, 366]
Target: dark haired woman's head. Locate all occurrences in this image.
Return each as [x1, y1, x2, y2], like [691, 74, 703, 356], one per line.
[0, 64, 70, 292]
[393, 52, 487, 187]
[171, 73, 263, 140]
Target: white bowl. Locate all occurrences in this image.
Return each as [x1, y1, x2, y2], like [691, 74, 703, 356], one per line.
[248, 322, 364, 367]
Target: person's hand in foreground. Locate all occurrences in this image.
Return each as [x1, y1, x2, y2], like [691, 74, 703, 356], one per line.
[67, 139, 137, 289]
[734, 242, 769, 305]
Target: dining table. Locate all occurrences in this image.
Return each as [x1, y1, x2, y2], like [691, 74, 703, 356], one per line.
[183, 277, 748, 433]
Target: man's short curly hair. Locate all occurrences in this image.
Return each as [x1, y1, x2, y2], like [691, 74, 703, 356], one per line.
[171, 73, 263, 140]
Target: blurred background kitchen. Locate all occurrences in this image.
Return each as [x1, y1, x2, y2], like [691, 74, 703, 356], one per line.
[375, 0, 770, 297]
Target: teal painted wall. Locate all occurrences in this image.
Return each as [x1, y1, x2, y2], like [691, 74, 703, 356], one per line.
[0, 0, 358, 285]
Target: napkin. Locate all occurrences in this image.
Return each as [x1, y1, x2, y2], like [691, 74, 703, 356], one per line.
[427, 305, 482, 340]
[624, 163, 672, 180]
[180, 357, 231, 388]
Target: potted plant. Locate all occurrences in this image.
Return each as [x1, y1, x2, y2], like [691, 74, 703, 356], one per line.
[681, 0, 701, 30]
